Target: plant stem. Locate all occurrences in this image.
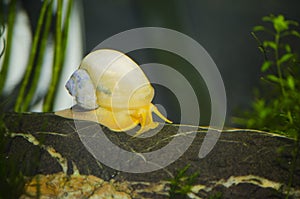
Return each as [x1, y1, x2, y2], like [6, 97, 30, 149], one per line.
[14, 0, 49, 112]
[0, 24, 5, 58]
[275, 31, 294, 125]
[274, 33, 286, 97]
[52, 0, 73, 108]
[43, 0, 64, 112]
[0, 0, 16, 96]
[22, 1, 53, 111]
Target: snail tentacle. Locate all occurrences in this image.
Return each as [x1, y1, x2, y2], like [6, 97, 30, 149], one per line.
[66, 69, 98, 110]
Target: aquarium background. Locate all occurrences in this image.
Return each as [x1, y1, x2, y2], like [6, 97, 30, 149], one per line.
[4, 0, 300, 125]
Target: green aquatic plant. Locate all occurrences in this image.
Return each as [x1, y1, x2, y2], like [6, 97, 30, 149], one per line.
[233, 14, 300, 198]
[43, 0, 73, 112]
[168, 164, 199, 198]
[0, 1, 73, 197]
[0, 24, 5, 58]
[14, 0, 53, 112]
[208, 192, 222, 199]
[0, 0, 16, 96]
[234, 14, 300, 139]
[0, 4, 27, 197]
[0, 0, 73, 112]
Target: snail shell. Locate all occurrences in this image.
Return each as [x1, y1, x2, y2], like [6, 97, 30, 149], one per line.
[55, 49, 172, 136]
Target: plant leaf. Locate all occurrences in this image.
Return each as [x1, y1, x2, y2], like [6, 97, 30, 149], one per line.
[287, 20, 299, 27]
[262, 15, 274, 22]
[273, 15, 289, 32]
[261, 61, 273, 72]
[267, 74, 280, 83]
[263, 41, 277, 50]
[287, 75, 295, 90]
[285, 44, 291, 53]
[278, 53, 294, 65]
[291, 30, 300, 38]
[253, 26, 265, 32]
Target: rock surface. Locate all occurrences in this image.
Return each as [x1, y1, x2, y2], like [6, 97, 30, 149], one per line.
[3, 112, 300, 198]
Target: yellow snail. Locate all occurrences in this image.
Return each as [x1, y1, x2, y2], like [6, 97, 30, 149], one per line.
[55, 49, 172, 136]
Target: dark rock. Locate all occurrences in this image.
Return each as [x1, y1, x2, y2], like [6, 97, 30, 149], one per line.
[3, 112, 300, 198]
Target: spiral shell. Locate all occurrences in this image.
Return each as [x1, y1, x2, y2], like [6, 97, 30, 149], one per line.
[55, 49, 171, 136]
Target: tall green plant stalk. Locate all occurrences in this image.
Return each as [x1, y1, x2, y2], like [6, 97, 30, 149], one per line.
[274, 34, 286, 97]
[0, 0, 17, 95]
[13, 0, 73, 112]
[14, 0, 50, 112]
[52, 0, 73, 109]
[22, 1, 54, 111]
[42, 0, 63, 112]
[0, 3, 7, 59]
[0, 24, 5, 58]
[43, 0, 73, 112]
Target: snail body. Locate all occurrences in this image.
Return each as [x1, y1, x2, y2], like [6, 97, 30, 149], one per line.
[55, 49, 171, 136]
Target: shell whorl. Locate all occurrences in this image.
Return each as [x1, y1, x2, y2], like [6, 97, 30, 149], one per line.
[67, 49, 154, 110]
